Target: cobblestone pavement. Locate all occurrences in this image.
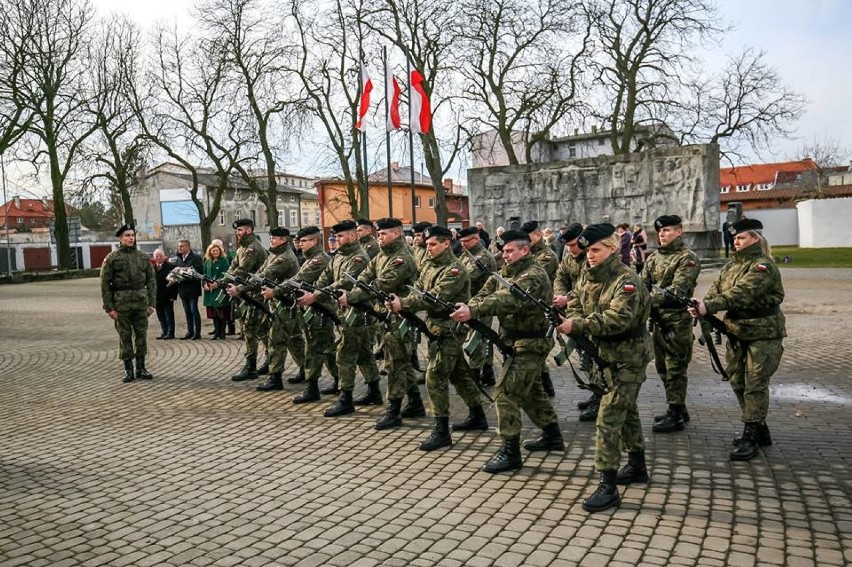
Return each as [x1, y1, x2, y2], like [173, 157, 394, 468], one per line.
[1, 268, 851, 567]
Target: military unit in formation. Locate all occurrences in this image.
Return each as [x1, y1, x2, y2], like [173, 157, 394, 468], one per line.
[101, 213, 785, 513]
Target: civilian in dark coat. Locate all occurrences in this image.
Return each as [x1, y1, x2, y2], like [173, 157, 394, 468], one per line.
[153, 249, 178, 339]
[175, 239, 203, 339]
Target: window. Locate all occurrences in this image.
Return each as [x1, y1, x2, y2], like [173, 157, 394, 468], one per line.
[277, 210, 285, 227]
[599, 138, 606, 146]
[235, 209, 242, 220]
[736, 184, 750, 193]
[289, 210, 298, 227]
[414, 196, 421, 208]
[568, 146, 577, 158]
[218, 210, 225, 226]
[17, 217, 24, 224]
[720, 186, 730, 194]
[428, 197, 435, 208]
[757, 183, 773, 191]
[302, 212, 310, 226]
[290, 195, 296, 203]
[250, 210, 256, 224]
[314, 212, 321, 225]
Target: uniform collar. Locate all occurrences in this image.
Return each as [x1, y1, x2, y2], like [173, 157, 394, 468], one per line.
[502, 254, 534, 277]
[428, 247, 454, 265]
[269, 243, 288, 255]
[381, 236, 405, 253]
[658, 236, 685, 255]
[337, 240, 360, 255]
[585, 252, 621, 282]
[732, 241, 763, 262]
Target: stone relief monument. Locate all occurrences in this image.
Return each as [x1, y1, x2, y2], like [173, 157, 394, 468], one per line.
[467, 144, 721, 256]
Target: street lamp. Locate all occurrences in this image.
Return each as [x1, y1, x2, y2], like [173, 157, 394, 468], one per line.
[2, 154, 11, 276]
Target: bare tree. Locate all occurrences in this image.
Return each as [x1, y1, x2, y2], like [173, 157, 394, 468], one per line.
[793, 134, 850, 169]
[458, 0, 592, 165]
[0, 0, 36, 156]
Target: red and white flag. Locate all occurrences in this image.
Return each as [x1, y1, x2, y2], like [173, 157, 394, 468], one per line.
[355, 63, 373, 131]
[409, 69, 431, 134]
[386, 66, 401, 131]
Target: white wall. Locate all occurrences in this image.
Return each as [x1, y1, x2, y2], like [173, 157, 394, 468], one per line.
[740, 208, 799, 246]
[798, 197, 852, 248]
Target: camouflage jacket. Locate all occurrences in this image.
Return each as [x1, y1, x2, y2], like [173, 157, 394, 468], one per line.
[400, 246, 470, 338]
[223, 232, 267, 284]
[553, 251, 586, 296]
[316, 240, 370, 318]
[565, 252, 651, 382]
[459, 241, 496, 295]
[640, 236, 701, 326]
[253, 243, 299, 312]
[531, 239, 558, 282]
[100, 245, 156, 312]
[469, 254, 554, 355]
[704, 242, 786, 341]
[412, 244, 428, 271]
[359, 234, 380, 260]
[289, 243, 330, 286]
[348, 236, 417, 311]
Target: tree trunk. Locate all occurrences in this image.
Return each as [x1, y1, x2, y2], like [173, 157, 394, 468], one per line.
[422, 134, 448, 225]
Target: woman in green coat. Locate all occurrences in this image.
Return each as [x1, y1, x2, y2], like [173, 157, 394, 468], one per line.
[203, 242, 231, 339]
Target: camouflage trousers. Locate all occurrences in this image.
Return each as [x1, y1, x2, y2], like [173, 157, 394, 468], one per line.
[495, 349, 558, 437]
[726, 338, 784, 423]
[653, 319, 694, 405]
[595, 380, 645, 471]
[384, 325, 416, 401]
[336, 322, 379, 390]
[115, 309, 149, 360]
[303, 311, 338, 382]
[464, 316, 493, 370]
[241, 305, 269, 361]
[425, 334, 481, 417]
[267, 307, 306, 374]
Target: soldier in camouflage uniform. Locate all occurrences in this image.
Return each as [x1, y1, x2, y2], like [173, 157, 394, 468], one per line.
[209, 218, 268, 381]
[100, 224, 157, 383]
[457, 226, 498, 386]
[453, 230, 563, 474]
[343, 218, 421, 430]
[388, 226, 485, 451]
[290, 226, 339, 404]
[356, 219, 383, 360]
[256, 228, 305, 392]
[640, 215, 701, 432]
[690, 218, 785, 461]
[553, 223, 599, 417]
[299, 220, 381, 417]
[410, 222, 432, 270]
[557, 223, 651, 513]
[521, 220, 559, 398]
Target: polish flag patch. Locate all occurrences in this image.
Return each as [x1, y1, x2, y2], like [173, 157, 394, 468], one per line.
[687, 260, 696, 267]
[624, 283, 636, 293]
[393, 257, 405, 266]
[450, 267, 460, 276]
[354, 257, 364, 264]
[756, 264, 768, 272]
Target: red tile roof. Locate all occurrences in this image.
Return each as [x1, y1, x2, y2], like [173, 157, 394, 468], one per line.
[719, 159, 819, 188]
[721, 184, 852, 202]
[1, 198, 71, 219]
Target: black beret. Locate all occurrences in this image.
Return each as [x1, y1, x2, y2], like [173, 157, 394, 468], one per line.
[296, 226, 320, 239]
[520, 220, 540, 233]
[115, 224, 135, 237]
[375, 217, 402, 230]
[501, 230, 531, 245]
[559, 222, 584, 243]
[424, 226, 452, 240]
[331, 220, 357, 234]
[577, 223, 616, 250]
[654, 215, 682, 231]
[356, 218, 372, 227]
[729, 218, 763, 235]
[411, 221, 433, 233]
[232, 218, 254, 229]
[458, 226, 479, 238]
[269, 227, 290, 237]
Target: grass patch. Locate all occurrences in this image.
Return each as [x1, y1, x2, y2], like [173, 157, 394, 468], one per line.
[771, 246, 852, 268]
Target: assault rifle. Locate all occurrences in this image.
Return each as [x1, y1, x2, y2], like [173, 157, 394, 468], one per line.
[652, 285, 732, 381]
[284, 278, 388, 325]
[273, 278, 341, 326]
[463, 247, 492, 274]
[405, 285, 513, 358]
[343, 274, 436, 340]
[219, 273, 273, 318]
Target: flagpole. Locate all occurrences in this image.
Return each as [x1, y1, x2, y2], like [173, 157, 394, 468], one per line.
[383, 46, 393, 218]
[360, 59, 369, 220]
[407, 56, 416, 225]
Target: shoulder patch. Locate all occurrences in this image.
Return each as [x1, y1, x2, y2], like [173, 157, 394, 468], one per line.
[687, 259, 696, 267]
[354, 256, 364, 264]
[309, 258, 319, 265]
[623, 283, 636, 293]
[756, 264, 768, 272]
[450, 267, 460, 276]
[517, 273, 529, 280]
[244, 249, 253, 254]
[543, 254, 553, 261]
[393, 257, 405, 266]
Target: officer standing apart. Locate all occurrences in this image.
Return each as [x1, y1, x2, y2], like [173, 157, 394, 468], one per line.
[641, 215, 700, 433]
[342, 218, 422, 430]
[689, 218, 785, 461]
[387, 226, 485, 451]
[452, 230, 563, 474]
[100, 224, 156, 383]
[257, 227, 306, 391]
[521, 220, 559, 398]
[208, 218, 268, 381]
[299, 220, 381, 417]
[556, 223, 651, 513]
[289, 226, 340, 404]
[457, 225, 498, 387]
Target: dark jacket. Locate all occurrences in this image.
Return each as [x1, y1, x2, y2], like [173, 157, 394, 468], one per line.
[175, 250, 203, 298]
[154, 261, 179, 306]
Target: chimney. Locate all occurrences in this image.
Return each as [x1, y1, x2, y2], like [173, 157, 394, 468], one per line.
[13, 195, 20, 209]
[573, 128, 579, 135]
[591, 125, 598, 134]
[391, 161, 399, 171]
[443, 179, 453, 192]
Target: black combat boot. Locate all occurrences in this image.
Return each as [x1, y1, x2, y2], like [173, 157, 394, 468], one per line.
[480, 364, 496, 387]
[135, 357, 153, 380]
[652, 404, 685, 433]
[256, 372, 284, 392]
[616, 451, 649, 485]
[324, 389, 355, 417]
[353, 381, 383, 406]
[375, 398, 403, 430]
[582, 470, 621, 512]
[231, 355, 258, 381]
[256, 356, 270, 375]
[482, 435, 523, 473]
[401, 388, 426, 418]
[419, 417, 452, 451]
[122, 359, 135, 383]
[293, 379, 321, 404]
[730, 423, 760, 461]
[452, 405, 489, 431]
[541, 370, 556, 398]
[733, 422, 772, 447]
[522, 422, 565, 452]
[577, 392, 599, 410]
[320, 376, 340, 395]
[655, 404, 690, 423]
[287, 367, 306, 384]
[579, 395, 601, 421]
